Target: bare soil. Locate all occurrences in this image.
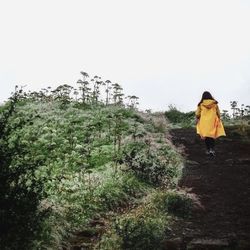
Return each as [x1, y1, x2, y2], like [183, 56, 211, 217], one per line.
[169, 127, 250, 249]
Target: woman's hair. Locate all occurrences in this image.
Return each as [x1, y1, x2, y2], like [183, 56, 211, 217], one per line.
[198, 91, 218, 106]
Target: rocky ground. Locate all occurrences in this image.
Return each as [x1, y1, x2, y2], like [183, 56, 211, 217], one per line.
[168, 127, 250, 250]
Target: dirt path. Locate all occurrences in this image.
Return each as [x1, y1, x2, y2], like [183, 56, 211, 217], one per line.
[169, 127, 250, 249]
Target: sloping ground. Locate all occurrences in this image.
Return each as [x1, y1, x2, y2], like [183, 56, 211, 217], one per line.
[169, 127, 250, 250]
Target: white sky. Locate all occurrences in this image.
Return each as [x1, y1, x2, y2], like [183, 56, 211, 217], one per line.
[0, 0, 250, 112]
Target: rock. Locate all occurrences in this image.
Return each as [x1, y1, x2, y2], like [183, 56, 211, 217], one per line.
[225, 159, 234, 165]
[186, 160, 200, 166]
[162, 237, 183, 250]
[238, 158, 250, 164]
[187, 238, 230, 249]
[237, 239, 250, 250]
[186, 193, 206, 213]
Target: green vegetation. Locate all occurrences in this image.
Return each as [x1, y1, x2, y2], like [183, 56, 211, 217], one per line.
[153, 191, 193, 218]
[98, 191, 192, 250]
[164, 104, 195, 128]
[222, 101, 250, 138]
[0, 73, 187, 249]
[0, 89, 49, 250]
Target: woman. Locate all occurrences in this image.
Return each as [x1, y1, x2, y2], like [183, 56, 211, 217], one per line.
[195, 91, 226, 156]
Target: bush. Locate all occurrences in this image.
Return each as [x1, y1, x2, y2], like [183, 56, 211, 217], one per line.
[165, 105, 195, 127]
[114, 212, 166, 250]
[154, 191, 192, 218]
[122, 142, 182, 186]
[97, 232, 123, 250]
[89, 145, 113, 167]
[96, 172, 146, 211]
[0, 92, 49, 250]
[98, 190, 192, 250]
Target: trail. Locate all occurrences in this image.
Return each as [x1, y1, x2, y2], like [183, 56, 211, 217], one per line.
[169, 127, 250, 249]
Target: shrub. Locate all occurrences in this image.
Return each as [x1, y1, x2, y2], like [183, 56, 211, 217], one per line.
[0, 92, 49, 250]
[97, 232, 123, 250]
[97, 190, 192, 250]
[154, 191, 192, 218]
[89, 145, 113, 167]
[122, 142, 182, 186]
[114, 212, 166, 250]
[96, 172, 146, 211]
[165, 105, 195, 127]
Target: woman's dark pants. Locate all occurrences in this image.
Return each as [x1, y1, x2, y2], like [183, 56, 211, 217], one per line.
[205, 137, 215, 151]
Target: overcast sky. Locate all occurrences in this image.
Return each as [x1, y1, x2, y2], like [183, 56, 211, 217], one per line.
[0, 0, 250, 112]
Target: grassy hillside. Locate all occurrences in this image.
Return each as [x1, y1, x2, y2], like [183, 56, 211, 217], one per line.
[0, 83, 190, 249]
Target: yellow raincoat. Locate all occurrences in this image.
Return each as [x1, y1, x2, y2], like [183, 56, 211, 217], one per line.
[195, 99, 226, 139]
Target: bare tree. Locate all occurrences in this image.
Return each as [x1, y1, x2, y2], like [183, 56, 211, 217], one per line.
[230, 101, 238, 118]
[105, 80, 112, 105]
[77, 71, 90, 104]
[126, 95, 139, 109]
[112, 83, 124, 105]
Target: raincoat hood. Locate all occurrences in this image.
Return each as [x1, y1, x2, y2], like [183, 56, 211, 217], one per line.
[201, 99, 218, 109]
